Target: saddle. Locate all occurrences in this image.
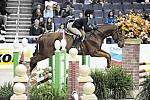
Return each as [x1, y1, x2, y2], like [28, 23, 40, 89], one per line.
[66, 29, 83, 50]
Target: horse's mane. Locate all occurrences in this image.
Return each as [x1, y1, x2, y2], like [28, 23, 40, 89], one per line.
[97, 24, 117, 33]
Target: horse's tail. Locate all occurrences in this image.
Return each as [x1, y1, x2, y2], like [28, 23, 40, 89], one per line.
[30, 35, 43, 73]
[33, 35, 43, 56]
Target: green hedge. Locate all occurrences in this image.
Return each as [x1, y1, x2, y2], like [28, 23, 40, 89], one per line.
[29, 84, 67, 100]
[91, 66, 133, 100]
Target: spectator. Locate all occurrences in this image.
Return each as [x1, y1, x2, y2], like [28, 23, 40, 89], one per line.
[84, 0, 93, 4]
[39, 17, 45, 30]
[63, 0, 73, 8]
[104, 11, 116, 24]
[32, 4, 43, 17]
[104, 11, 116, 44]
[45, 0, 57, 11]
[117, 10, 123, 17]
[0, 14, 6, 35]
[0, 34, 5, 43]
[62, 4, 73, 18]
[53, 4, 62, 17]
[43, 5, 53, 20]
[79, 12, 84, 18]
[31, 8, 43, 24]
[56, 23, 65, 32]
[45, 17, 55, 32]
[28, 19, 44, 43]
[0, 0, 11, 27]
[0, 0, 7, 8]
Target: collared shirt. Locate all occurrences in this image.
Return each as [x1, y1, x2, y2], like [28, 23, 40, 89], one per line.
[43, 10, 53, 18]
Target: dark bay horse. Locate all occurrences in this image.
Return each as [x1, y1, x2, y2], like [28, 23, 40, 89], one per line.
[30, 24, 125, 72]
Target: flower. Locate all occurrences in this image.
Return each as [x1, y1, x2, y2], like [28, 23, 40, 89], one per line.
[116, 11, 150, 39]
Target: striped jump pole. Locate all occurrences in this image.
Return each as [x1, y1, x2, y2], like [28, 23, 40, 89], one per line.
[139, 62, 150, 79]
[54, 40, 61, 92]
[49, 55, 53, 82]
[30, 67, 52, 86]
[139, 68, 150, 78]
[13, 38, 20, 77]
[139, 62, 150, 65]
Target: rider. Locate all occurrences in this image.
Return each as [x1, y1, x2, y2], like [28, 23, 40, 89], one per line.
[67, 9, 97, 42]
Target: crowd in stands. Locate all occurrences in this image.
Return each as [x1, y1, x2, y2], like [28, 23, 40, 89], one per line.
[0, 0, 10, 35]
[0, 0, 11, 43]
[29, 0, 150, 43]
[0, 0, 149, 43]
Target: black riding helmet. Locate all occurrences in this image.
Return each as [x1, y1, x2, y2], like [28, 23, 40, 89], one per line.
[84, 9, 94, 17]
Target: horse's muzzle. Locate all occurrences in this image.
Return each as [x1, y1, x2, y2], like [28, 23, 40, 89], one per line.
[118, 41, 124, 48]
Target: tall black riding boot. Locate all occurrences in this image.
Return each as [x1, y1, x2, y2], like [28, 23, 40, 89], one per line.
[72, 35, 81, 48]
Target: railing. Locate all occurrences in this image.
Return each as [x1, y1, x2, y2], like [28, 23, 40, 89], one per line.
[15, 0, 21, 38]
[3, 35, 39, 38]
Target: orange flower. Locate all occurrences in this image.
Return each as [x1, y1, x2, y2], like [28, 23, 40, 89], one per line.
[116, 12, 150, 39]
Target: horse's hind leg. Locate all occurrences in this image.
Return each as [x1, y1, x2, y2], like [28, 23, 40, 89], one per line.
[93, 50, 111, 68]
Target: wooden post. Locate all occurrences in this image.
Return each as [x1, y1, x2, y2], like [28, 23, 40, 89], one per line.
[54, 40, 61, 92]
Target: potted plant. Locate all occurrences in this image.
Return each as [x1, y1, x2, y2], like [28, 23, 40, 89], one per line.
[135, 75, 150, 100]
[106, 66, 133, 100]
[91, 68, 108, 100]
[29, 84, 67, 100]
[0, 82, 13, 100]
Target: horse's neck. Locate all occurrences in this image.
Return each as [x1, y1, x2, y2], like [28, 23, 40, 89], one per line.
[97, 24, 116, 38]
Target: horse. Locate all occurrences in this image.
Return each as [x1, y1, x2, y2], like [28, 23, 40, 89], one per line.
[30, 24, 125, 72]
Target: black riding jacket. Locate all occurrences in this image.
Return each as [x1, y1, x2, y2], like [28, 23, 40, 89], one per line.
[72, 17, 93, 32]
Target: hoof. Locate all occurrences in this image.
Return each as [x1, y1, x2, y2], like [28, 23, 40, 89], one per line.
[107, 65, 111, 68]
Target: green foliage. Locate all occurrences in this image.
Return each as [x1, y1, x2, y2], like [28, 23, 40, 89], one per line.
[91, 69, 108, 100]
[91, 67, 133, 100]
[29, 84, 67, 100]
[0, 82, 13, 100]
[106, 66, 133, 99]
[136, 75, 150, 100]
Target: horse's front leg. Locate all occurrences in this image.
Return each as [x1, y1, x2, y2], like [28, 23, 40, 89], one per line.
[93, 50, 111, 68]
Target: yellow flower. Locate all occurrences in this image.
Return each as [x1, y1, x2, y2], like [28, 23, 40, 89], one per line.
[116, 11, 150, 38]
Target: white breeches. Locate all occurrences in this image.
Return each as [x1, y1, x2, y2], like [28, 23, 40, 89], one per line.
[67, 22, 82, 36]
